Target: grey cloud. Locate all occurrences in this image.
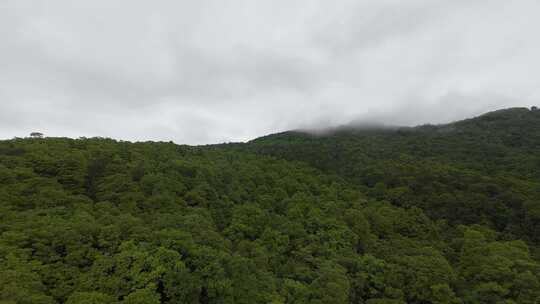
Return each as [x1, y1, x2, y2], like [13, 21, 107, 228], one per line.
[311, 0, 452, 55]
[1, 0, 539, 144]
[346, 92, 520, 127]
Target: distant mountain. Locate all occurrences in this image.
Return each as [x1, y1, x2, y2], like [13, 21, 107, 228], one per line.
[249, 107, 540, 179]
[243, 107, 540, 241]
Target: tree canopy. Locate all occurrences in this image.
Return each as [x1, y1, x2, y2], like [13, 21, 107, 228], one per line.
[1, 107, 539, 303]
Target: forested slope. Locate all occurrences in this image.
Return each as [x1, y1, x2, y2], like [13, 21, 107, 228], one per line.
[246, 107, 540, 245]
[1, 107, 540, 303]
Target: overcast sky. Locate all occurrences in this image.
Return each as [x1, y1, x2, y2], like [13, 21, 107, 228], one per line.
[1, 1, 540, 144]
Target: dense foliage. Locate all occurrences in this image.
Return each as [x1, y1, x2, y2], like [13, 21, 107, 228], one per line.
[1, 107, 539, 303]
[247, 107, 540, 245]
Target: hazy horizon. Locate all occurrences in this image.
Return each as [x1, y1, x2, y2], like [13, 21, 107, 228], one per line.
[2, 1, 540, 144]
[5, 105, 538, 145]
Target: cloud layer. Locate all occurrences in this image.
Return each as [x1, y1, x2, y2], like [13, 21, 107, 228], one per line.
[1, 0, 539, 144]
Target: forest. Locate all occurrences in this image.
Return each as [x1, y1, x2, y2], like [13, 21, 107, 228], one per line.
[1, 107, 540, 304]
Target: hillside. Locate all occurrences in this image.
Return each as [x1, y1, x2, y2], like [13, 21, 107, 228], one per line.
[245, 107, 540, 244]
[1, 108, 540, 303]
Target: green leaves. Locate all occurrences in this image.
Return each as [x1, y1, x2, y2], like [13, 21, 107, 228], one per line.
[1, 123, 540, 304]
[0, 254, 55, 304]
[65, 292, 115, 304]
[457, 228, 540, 303]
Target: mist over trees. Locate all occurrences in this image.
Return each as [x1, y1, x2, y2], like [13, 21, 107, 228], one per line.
[1, 108, 540, 303]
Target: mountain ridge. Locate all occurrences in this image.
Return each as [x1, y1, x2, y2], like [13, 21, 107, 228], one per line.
[250, 106, 540, 142]
[240, 106, 540, 245]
